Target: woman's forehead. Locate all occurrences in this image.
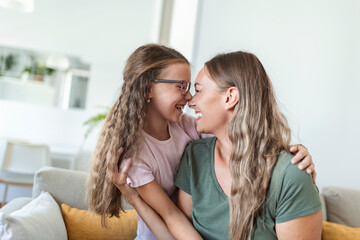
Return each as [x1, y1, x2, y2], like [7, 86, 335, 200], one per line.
[195, 67, 213, 85]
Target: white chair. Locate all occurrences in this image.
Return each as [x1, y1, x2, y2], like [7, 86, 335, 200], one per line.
[0, 140, 51, 204]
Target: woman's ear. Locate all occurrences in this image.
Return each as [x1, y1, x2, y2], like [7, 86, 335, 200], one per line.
[224, 87, 239, 110]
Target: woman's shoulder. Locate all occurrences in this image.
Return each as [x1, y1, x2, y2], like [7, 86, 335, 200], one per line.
[270, 150, 318, 201]
[267, 150, 321, 223]
[273, 150, 309, 181]
[181, 137, 216, 165]
[273, 150, 294, 172]
[186, 136, 216, 149]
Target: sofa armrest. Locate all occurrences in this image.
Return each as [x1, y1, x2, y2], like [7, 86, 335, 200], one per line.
[320, 194, 327, 221]
[0, 197, 32, 214]
[33, 166, 89, 210]
[32, 166, 134, 211]
[322, 186, 360, 227]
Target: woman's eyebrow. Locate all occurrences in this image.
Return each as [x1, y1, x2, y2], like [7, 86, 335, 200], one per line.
[194, 83, 201, 87]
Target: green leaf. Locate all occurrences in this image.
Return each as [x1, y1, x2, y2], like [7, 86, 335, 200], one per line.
[83, 112, 108, 139]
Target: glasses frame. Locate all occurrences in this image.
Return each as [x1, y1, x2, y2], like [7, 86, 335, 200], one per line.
[152, 79, 191, 95]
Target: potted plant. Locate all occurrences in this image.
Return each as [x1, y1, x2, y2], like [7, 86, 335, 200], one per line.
[4, 54, 17, 72]
[22, 63, 56, 82]
[83, 107, 110, 139]
[0, 55, 4, 77]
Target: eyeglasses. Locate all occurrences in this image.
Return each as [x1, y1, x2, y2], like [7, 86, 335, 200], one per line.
[152, 79, 191, 95]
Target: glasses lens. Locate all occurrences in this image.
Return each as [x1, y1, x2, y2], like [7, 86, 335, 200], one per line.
[181, 82, 190, 95]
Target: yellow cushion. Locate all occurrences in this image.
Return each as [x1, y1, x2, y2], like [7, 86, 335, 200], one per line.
[322, 221, 360, 240]
[61, 203, 137, 240]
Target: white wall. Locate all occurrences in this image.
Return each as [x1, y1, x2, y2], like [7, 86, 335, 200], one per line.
[193, 0, 360, 190]
[0, 0, 161, 152]
[0, 0, 162, 201]
[168, 0, 199, 62]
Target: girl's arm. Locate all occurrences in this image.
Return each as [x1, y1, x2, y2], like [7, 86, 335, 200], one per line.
[113, 160, 175, 240]
[275, 211, 322, 240]
[177, 189, 193, 222]
[136, 181, 203, 240]
[190, 114, 316, 182]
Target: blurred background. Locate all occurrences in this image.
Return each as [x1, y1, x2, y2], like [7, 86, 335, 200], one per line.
[0, 0, 359, 202]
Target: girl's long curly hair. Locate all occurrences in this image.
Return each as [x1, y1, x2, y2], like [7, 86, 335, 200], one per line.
[205, 51, 291, 240]
[86, 44, 189, 226]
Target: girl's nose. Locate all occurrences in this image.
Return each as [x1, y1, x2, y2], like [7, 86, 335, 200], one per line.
[185, 90, 192, 100]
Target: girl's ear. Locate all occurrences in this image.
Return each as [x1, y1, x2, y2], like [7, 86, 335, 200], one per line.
[224, 87, 239, 110]
[148, 83, 154, 99]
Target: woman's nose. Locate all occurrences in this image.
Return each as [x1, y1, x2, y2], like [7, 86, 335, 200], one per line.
[188, 97, 196, 109]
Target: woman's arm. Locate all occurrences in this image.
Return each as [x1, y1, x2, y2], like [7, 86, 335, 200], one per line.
[136, 181, 203, 240]
[275, 211, 322, 240]
[113, 159, 175, 240]
[274, 150, 323, 240]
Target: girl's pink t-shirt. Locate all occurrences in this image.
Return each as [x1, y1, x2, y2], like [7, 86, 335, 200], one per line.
[126, 114, 200, 240]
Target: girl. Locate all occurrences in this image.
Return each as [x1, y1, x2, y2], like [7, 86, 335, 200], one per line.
[87, 44, 315, 240]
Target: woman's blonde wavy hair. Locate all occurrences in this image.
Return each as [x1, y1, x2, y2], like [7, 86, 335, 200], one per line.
[205, 51, 291, 240]
[86, 44, 189, 226]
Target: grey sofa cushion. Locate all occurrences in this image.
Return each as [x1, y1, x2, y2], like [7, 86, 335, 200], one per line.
[32, 166, 133, 211]
[322, 186, 360, 227]
[32, 167, 89, 210]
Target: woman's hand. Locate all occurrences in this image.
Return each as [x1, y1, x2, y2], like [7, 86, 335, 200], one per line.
[289, 144, 317, 184]
[112, 148, 139, 205]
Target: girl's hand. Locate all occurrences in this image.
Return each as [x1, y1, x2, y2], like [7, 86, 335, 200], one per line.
[289, 144, 317, 184]
[112, 150, 177, 240]
[112, 149, 139, 205]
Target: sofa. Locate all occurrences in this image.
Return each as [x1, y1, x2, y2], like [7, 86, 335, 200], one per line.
[0, 167, 137, 240]
[1, 167, 360, 239]
[320, 186, 360, 239]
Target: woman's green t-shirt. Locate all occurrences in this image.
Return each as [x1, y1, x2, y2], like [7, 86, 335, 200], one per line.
[175, 137, 322, 240]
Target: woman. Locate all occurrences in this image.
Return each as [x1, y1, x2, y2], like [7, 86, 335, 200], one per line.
[114, 50, 322, 239]
[175, 51, 322, 239]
